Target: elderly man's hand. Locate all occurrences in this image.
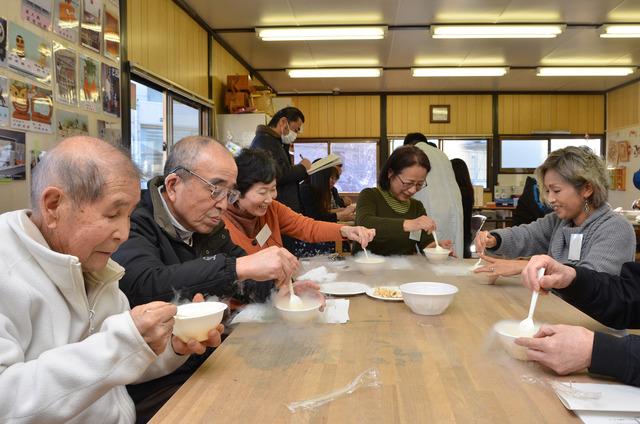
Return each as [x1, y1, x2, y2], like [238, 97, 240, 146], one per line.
[521, 255, 577, 294]
[171, 293, 224, 355]
[340, 225, 375, 249]
[131, 301, 177, 355]
[515, 324, 594, 375]
[278, 280, 326, 311]
[236, 246, 299, 286]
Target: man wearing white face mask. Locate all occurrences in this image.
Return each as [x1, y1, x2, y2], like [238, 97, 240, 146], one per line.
[251, 106, 310, 213]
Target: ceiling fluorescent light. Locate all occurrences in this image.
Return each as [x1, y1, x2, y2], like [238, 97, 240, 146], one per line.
[412, 67, 509, 77]
[431, 24, 564, 39]
[600, 25, 640, 38]
[537, 67, 636, 76]
[257, 26, 386, 41]
[288, 68, 382, 78]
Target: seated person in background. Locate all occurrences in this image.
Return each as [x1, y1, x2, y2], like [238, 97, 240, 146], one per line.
[0, 136, 222, 423]
[475, 146, 635, 279]
[332, 162, 353, 207]
[405, 132, 464, 258]
[518, 255, 640, 386]
[512, 176, 553, 226]
[451, 158, 474, 258]
[223, 148, 375, 256]
[300, 165, 355, 223]
[355, 145, 452, 256]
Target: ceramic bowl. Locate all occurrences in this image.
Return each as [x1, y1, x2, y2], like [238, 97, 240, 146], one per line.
[493, 319, 541, 361]
[423, 247, 451, 264]
[275, 299, 322, 323]
[353, 256, 386, 275]
[173, 301, 228, 343]
[399, 282, 458, 315]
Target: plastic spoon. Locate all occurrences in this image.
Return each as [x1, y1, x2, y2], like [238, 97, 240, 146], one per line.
[363, 248, 370, 260]
[288, 279, 304, 309]
[432, 231, 447, 252]
[518, 267, 545, 335]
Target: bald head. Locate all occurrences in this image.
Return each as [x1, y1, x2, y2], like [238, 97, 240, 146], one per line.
[31, 136, 140, 212]
[163, 136, 230, 176]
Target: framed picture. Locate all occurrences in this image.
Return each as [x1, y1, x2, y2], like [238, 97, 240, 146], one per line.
[430, 104, 450, 123]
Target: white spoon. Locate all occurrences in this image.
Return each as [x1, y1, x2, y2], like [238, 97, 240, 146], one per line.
[518, 267, 545, 336]
[432, 231, 441, 248]
[363, 248, 370, 259]
[288, 279, 304, 310]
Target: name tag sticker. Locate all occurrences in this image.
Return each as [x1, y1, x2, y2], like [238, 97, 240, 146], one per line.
[255, 224, 272, 247]
[568, 233, 583, 261]
[409, 230, 422, 242]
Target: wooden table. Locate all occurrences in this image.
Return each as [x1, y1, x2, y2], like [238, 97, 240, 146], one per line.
[151, 257, 615, 423]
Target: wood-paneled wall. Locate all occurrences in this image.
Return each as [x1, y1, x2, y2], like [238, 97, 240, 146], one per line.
[387, 95, 493, 136]
[212, 40, 250, 114]
[127, 0, 209, 98]
[498, 94, 604, 135]
[290, 96, 380, 138]
[607, 81, 640, 131]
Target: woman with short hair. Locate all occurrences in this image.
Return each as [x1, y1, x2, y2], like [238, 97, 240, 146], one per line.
[475, 146, 635, 278]
[354, 145, 452, 256]
[222, 149, 375, 256]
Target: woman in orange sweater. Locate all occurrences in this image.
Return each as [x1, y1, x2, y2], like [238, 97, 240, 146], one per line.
[223, 149, 375, 255]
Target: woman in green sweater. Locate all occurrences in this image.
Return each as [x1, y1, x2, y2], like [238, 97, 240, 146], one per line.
[355, 145, 453, 256]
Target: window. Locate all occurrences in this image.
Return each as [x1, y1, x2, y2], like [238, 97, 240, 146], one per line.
[130, 75, 211, 187]
[501, 139, 548, 170]
[295, 140, 378, 193]
[550, 138, 601, 156]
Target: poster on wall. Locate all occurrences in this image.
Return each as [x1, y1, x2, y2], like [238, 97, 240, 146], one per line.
[53, 0, 80, 43]
[29, 85, 54, 133]
[101, 63, 119, 117]
[78, 55, 100, 112]
[56, 109, 88, 138]
[9, 80, 31, 131]
[80, 0, 102, 53]
[103, 6, 120, 62]
[53, 43, 77, 105]
[97, 119, 121, 145]
[0, 18, 7, 68]
[7, 23, 52, 85]
[0, 77, 8, 126]
[0, 128, 27, 180]
[22, 0, 53, 31]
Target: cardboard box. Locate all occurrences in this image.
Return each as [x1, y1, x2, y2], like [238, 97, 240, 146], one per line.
[225, 91, 249, 113]
[250, 91, 274, 115]
[227, 75, 251, 92]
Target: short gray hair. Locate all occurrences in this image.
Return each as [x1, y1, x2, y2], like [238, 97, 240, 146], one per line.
[535, 145, 608, 208]
[163, 136, 225, 176]
[31, 137, 140, 211]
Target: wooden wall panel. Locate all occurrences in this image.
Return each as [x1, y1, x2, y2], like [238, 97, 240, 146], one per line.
[211, 40, 250, 113]
[386, 95, 493, 136]
[289, 96, 380, 138]
[498, 94, 604, 134]
[607, 81, 640, 131]
[127, 0, 209, 98]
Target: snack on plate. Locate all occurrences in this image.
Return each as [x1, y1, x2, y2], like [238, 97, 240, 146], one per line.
[373, 287, 402, 299]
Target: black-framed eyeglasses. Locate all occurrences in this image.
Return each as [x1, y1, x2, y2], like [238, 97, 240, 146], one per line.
[396, 174, 426, 190]
[169, 166, 240, 204]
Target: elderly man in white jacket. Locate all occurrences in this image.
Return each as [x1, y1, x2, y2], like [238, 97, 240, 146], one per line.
[0, 137, 223, 423]
[404, 133, 464, 257]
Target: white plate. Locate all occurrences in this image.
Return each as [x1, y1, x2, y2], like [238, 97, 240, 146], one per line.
[319, 282, 368, 296]
[365, 286, 404, 301]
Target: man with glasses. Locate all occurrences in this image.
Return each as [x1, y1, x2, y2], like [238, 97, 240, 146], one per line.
[113, 135, 299, 421]
[404, 132, 464, 257]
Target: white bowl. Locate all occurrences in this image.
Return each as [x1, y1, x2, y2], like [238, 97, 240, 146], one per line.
[423, 247, 451, 264]
[353, 256, 386, 275]
[173, 301, 228, 343]
[493, 319, 541, 361]
[620, 210, 640, 223]
[399, 282, 458, 315]
[275, 299, 322, 323]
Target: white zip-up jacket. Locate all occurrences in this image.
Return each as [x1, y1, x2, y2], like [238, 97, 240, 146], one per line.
[0, 210, 188, 423]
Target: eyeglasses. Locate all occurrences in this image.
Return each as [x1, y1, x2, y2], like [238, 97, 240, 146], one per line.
[395, 174, 426, 190]
[169, 166, 240, 204]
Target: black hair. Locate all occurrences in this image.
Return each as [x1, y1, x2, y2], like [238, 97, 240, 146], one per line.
[308, 166, 340, 213]
[450, 158, 474, 193]
[403, 132, 437, 148]
[234, 148, 277, 195]
[378, 145, 431, 190]
[268, 106, 305, 127]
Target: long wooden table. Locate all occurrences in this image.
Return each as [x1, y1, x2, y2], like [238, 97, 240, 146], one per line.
[151, 257, 617, 423]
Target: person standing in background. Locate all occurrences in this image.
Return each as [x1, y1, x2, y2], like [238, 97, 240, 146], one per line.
[451, 158, 474, 258]
[403, 133, 464, 257]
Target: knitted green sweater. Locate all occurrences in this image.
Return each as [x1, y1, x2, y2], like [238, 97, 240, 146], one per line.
[354, 188, 434, 256]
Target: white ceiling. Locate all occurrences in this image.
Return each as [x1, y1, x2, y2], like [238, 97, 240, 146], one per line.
[183, 0, 640, 93]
